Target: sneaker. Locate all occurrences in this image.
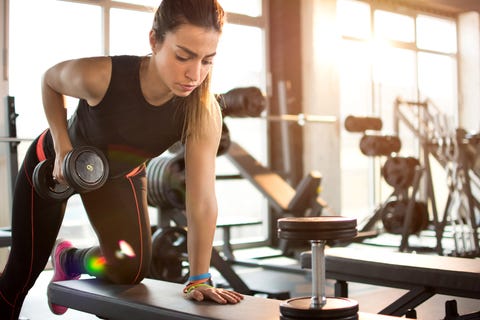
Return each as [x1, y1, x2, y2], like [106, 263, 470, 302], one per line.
[48, 239, 81, 315]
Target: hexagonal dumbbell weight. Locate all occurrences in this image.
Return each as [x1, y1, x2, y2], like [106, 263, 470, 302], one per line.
[33, 146, 109, 201]
[278, 216, 358, 320]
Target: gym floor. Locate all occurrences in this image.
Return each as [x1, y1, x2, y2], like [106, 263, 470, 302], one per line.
[19, 242, 480, 320]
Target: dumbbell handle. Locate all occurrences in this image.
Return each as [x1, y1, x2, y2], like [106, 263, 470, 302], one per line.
[311, 240, 326, 308]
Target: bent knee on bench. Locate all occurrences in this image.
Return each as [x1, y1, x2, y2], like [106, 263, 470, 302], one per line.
[100, 256, 150, 285]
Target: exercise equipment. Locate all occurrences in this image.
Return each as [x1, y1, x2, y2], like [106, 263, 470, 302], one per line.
[381, 200, 428, 235]
[344, 115, 382, 133]
[219, 86, 266, 118]
[393, 98, 479, 256]
[0, 228, 11, 247]
[146, 151, 186, 210]
[382, 156, 419, 190]
[47, 278, 406, 320]
[359, 134, 401, 157]
[149, 226, 189, 284]
[300, 246, 480, 317]
[32, 146, 109, 201]
[277, 216, 358, 320]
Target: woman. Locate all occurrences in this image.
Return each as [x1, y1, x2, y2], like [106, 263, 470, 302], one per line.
[0, 0, 243, 318]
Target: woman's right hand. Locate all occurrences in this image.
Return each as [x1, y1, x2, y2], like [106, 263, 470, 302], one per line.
[52, 149, 71, 185]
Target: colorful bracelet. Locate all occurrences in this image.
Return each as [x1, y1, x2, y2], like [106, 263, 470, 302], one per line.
[183, 278, 212, 294]
[188, 272, 211, 282]
[183, 282, 213, 295]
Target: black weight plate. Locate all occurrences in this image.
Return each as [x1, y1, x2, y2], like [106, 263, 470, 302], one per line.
[381, 200, 429, 235]
[64, 147, 108, 192]
[280, 297, 359, 319]
[382, 156, 419, 190]
[278, 217, 357, 231]
[32, 159, 74, 201]
[164, 156, 186, 209]
[278, 228, 358, 241]
[64, 146, 108, 193]
[146, 157, 161, 206]
[359, 134, 401, 156]
[147, 153, 186, 209]
[149, 227, 189, 283]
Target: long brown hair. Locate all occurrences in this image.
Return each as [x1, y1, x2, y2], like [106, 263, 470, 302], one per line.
[151, 0, 225, 140]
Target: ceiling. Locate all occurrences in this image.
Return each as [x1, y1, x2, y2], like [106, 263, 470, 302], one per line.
[409, 0, 480, 13]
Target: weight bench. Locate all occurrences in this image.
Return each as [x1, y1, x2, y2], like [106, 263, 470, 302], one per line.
[225, 141, 326, 216]
[300, 247, 480, 316]
[47, 278, 406, 319]
[216, 218, 263, 261]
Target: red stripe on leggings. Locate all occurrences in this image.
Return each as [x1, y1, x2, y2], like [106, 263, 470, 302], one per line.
[125, 164, 145, 283]
[36, 130, 48, 162]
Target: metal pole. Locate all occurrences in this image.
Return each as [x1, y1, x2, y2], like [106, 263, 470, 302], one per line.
[310, 240, 326, 308]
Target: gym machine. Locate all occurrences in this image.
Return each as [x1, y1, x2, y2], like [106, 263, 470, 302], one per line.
[344, 115, 429, 252]
[345, 97, 480, 257]
[393, 98, 479, 256]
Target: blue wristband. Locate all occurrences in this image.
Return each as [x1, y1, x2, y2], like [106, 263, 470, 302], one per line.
[188, 272, 211, 282]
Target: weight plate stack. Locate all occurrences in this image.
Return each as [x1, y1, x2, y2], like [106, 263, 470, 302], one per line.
[146, 153, 186, 209]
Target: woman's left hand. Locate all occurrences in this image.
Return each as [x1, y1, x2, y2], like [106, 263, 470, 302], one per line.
[186, 286, 244, 304]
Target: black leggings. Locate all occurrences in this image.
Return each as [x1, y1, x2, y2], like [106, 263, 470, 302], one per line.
[0, 131, 152, 320]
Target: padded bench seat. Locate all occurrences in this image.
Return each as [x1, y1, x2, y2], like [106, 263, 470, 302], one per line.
[48, 278, 404, 320]
[300, 247, 480, 316]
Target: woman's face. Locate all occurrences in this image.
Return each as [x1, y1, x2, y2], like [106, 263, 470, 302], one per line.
[151, 24, 220, 97]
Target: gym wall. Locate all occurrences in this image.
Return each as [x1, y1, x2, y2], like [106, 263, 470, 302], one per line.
[458, 12, 480, 133]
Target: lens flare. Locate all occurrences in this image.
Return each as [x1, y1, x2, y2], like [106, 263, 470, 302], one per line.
[115, 240, 136, 259]
[86, 256, 106, 274]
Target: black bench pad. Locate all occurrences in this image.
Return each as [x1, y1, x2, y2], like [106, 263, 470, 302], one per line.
[48, 278, 404, 320]
[301, 247, 480, 298]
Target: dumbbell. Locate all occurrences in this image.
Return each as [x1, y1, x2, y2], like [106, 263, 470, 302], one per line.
[277, 216, 358, 320]
[33, 146, 109, 201]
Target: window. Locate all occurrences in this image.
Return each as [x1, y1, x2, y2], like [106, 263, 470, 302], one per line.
[337, 0, 458, 224]
[8, 0, 268, 248]
[374, 10, 415, 43]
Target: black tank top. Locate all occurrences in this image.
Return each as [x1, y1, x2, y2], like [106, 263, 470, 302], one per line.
[68, 55, 186, 177]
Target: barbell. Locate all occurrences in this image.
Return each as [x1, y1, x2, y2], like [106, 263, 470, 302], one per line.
[0, 137, 34, 142]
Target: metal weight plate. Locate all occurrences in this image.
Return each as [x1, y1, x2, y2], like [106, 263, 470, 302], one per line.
[32, 159, 74, 200]
[359, 134, 401, 157]
[146, 153, 186, 209]
[63, 146, 108, 193]
[149, 227, 189, 283]
[382, 156, 419, 190]
[344, 115, 382, 133]
[381, 200, 429, 235]
[280, 297, 359, 319]
[277, 217, 357, 241]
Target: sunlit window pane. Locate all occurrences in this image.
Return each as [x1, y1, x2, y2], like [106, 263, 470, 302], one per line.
[418, 52, 457, 116]
[9, 0, 102, 136]
[110, 8, 154, 56]
[218, 0, 262, 17]
[212, 23, 267, 161]
[212, 24, 265, 93]
[114, 0, 160, 9]
[337, 0, 371, 39]
[374, 10, 414, 43]
[417, 15, 457, 53]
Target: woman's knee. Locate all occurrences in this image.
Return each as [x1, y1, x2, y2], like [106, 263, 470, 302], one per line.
[106, 256, 151, 284]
